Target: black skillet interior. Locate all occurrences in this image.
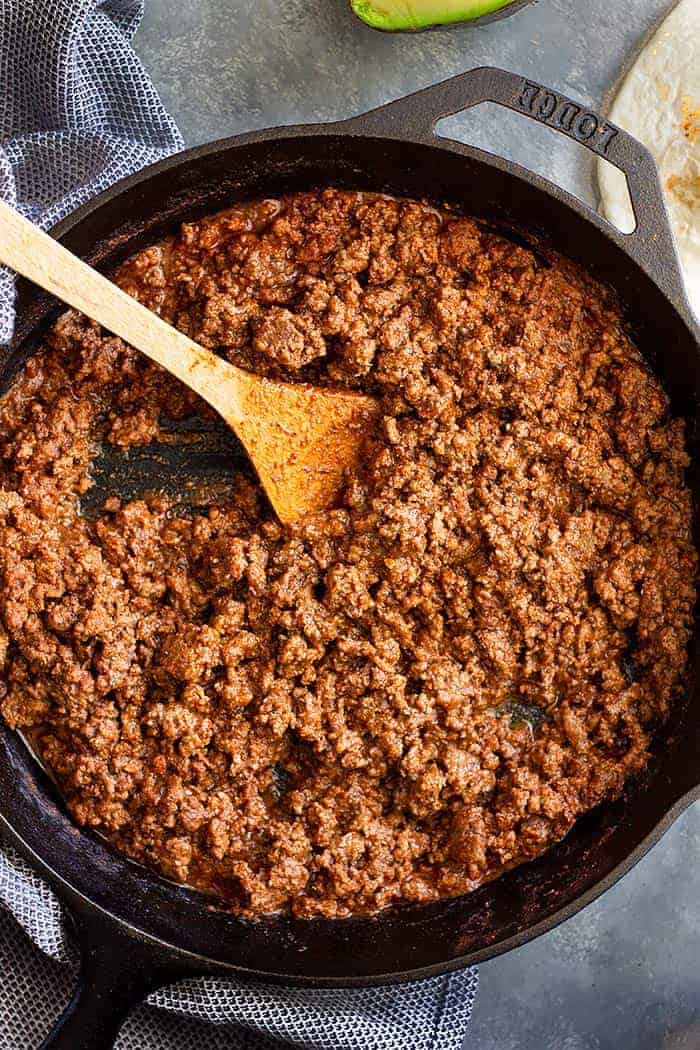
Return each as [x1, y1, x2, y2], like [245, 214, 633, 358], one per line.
[1, 67, 699, 1047]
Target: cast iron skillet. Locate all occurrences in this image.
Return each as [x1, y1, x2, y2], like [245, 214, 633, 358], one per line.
[0, 66, 698, 1050]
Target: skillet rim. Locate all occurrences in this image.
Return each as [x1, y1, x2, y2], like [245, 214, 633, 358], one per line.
[2, 782, 699, 984]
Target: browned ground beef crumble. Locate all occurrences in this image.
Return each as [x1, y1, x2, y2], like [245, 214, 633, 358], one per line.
[0, 190, 695, 918]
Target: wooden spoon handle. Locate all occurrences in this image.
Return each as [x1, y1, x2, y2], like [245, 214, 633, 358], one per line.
[0, 199, 235, 412]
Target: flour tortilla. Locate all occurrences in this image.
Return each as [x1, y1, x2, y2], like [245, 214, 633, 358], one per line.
[598, 0, 699, 316]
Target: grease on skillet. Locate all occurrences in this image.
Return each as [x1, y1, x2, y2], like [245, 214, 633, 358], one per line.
[0, 189, 695, 919]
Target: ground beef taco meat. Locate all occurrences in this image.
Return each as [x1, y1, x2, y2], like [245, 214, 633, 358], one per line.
[0, 189, 695, 919]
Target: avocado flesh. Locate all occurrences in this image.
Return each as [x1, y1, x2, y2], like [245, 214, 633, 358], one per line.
[351, 0, 516, 29]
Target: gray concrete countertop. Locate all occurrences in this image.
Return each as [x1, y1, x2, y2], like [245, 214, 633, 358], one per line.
[136, 3, 699, 1047]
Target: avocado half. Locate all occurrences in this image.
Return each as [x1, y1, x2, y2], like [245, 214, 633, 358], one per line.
[351, 0, 528, 30]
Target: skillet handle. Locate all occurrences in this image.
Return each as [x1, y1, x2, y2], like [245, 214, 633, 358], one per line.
[39, 910, 183, 1050]
[345, 66, 690, 317]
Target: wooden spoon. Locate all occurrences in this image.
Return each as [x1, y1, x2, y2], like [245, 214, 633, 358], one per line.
[0, 200, 379, 524]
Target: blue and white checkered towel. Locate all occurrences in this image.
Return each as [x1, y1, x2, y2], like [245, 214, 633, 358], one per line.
[0, 3, 478, 1048]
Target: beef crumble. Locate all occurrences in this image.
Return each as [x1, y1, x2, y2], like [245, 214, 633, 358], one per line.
[0, 190, 695, 918]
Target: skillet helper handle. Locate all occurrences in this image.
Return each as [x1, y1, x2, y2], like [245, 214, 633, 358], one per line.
[40, 912, 180, 1050]
[349, 66, 688, 314]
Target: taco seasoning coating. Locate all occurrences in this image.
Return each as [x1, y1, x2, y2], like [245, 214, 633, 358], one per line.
[0, 190, 695, 918]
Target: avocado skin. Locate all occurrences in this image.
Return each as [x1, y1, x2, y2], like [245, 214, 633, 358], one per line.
[351, 0, 535, 31]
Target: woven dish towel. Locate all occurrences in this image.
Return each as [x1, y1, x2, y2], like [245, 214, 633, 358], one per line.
[0, 2, 479, 1047]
